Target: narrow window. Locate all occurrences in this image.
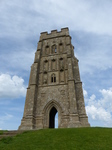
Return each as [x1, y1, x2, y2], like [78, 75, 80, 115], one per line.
[54, 76, 56, 82]
[44, 71, 47, 74]
[52, 45, 57, 54]
[55, 48, 57, 53]
[60, 57, 63, 60]
[52, 59, 55, 62]
[44, 60, 48, 63]
[51, 74, 56, 83]
[59, 43, 63, 53]
[51, 76, 53, 82]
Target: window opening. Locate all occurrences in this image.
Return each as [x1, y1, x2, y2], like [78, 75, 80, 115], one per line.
[52, 45, 57, 54]
[59, 43, 62, 46]
[60, 57, 63, 60]
[52, 59, 55, 62]
[60, 69, 63, 72]
[44, 60, 48, 63]
[51, 74, 56, 83]
[44, 71, 47, 74]
[51, 76, 53, 83]
[54, 76, 56, 82]
[55, 48, 57, 53]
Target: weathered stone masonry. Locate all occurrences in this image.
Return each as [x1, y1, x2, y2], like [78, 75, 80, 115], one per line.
[19, 27, 90, 130]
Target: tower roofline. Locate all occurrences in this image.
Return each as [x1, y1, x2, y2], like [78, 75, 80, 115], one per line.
[40, 27, 69, 40]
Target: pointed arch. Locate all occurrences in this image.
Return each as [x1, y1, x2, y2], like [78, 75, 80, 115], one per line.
[42, 100, 63, 128]
[43, 100, 63, 114]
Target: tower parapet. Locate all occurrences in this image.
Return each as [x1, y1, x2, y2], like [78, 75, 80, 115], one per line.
[40, 27, 69, 41]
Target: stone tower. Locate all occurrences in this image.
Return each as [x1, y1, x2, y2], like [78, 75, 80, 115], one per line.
[19, 27, 90, 130]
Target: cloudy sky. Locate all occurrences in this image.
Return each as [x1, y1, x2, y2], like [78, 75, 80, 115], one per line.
[0, 0, 112, 130]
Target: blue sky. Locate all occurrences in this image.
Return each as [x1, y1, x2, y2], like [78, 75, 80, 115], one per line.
[0, 0, 112, 130]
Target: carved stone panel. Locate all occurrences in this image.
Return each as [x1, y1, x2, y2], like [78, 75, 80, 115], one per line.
[39, 73, 42, 85]
[60, 90, 65, 95]
[60, 71, 64, 82]
[45, 46, 49, 55]
[41, 93, 46, 98]
[43, 60, 48, 72]
[43, 73, 47, 85]
[52, 59, 56, 70]
[60, 58, 64, 70]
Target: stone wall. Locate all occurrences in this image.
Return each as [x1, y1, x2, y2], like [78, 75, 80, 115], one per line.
[19, 27, 90, 130]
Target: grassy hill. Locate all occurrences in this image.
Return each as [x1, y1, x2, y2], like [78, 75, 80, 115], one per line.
[0, 128, 112, 150]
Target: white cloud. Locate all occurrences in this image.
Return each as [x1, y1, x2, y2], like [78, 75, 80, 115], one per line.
[100, 88, 112, 100]
[12, 50, 35, 72]
[83, 89, 88, 98]
[74, 32, 112, 74]
[86, 105, 111, 122]
[0, 0, 112, 75]
[0, 74, 26, 99]
[0, 48, 35, 74]
[99, 88, 112, 112]
[0, 0, 112, 39]
[8, 106, 24, 113]
[0, 113, 13, 121]
[0, 113, 13, 125]
[85, 87, 112, 127]
[0, 113, 13, 130]
[0, 112, 21, 130]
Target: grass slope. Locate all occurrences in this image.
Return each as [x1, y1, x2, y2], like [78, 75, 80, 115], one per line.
[0, 130, 7, 135]
[0, 128, 112, 150]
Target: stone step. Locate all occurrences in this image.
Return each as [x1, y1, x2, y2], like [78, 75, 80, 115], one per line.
[0, 130, 24, 140]
[3, 130, 23, 135]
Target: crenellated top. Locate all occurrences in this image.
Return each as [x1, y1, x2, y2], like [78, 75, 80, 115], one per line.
[40, 27, 69, 41]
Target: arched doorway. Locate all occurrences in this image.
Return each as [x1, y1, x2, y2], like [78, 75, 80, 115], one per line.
[49, 107, 58, 128]
[43, 100, 62, 128]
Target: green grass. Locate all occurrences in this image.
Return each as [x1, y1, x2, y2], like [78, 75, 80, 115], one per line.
[0, 128, 112, 150]
[0, 130, 7, 135]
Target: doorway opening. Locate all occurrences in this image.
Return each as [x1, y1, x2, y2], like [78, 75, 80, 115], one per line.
[55, 112, 58, 128]
[49, 107, 58, 128]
